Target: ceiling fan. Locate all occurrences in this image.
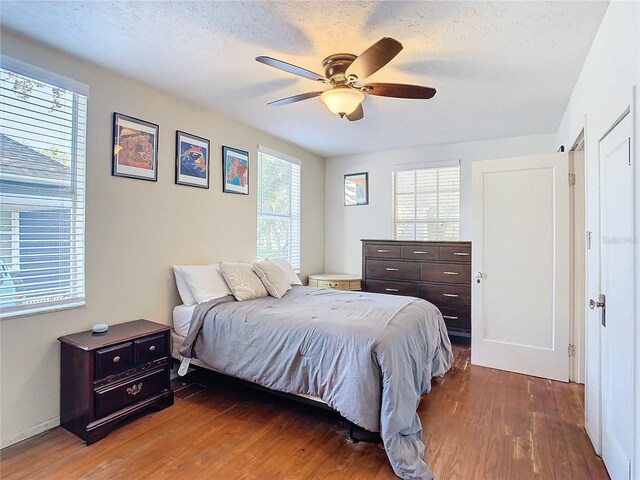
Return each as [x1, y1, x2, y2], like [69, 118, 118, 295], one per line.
[256, 37, 436, 121]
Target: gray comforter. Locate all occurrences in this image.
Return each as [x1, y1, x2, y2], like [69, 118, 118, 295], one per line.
[179, 286, 453, 480]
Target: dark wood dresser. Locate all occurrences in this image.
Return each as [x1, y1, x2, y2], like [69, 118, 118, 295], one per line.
[58, 319, 174, 444]
[362, 240, 472, 339]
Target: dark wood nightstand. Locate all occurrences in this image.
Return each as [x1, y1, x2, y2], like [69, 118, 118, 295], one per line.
[58, 319, 174, 444]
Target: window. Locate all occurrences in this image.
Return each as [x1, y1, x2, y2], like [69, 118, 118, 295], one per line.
[0, 56, 87, 318]
[393, 164, 460, 241]
[257, 147, 301, 271]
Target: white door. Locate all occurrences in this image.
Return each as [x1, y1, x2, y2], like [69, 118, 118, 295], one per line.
[598, 112, 634, 480]
[471, 153, 570, 381]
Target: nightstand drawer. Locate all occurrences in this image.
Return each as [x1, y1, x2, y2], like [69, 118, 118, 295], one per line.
[95, 342, 134, 380]
[95, 368, 167, 418]
[135, 334, 167, 365]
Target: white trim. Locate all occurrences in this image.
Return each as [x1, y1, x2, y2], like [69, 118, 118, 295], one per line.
[257, 144, 302, 166]
[1, 54, 89, 96]
[0, 416, 60, 449]
[393, 159, 460, 172]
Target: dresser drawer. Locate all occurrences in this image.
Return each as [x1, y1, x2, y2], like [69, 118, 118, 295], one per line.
[420, 263, 471, 284]
[135, 334, 167, 365]
[366, 260, 419, 281]
[94, 368, 167, 418]
[365, 244, 402, 259]
[401, 246, 440, 260]
[95, 342, 134, 380]
[421, 284, 471, 307]
[440, 246, 471, 263]
[366, 280, 420, 297]
[437, 306, 471, 333]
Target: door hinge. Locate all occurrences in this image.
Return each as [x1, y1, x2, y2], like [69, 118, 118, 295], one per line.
[586, 231, 592, 250]
[568, 344, 576, 357]
[568, 173, 576, 186]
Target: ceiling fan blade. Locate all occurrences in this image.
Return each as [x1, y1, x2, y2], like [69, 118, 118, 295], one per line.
[256, 56, 326, 82]
[363, 83, 436, 99]
[346, 37, 403, 81]
[346, 104, 364, 121]
[267, 91, 323, 106]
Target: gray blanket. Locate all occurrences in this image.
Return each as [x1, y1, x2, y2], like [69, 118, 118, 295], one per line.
[179, 286, 453, 480]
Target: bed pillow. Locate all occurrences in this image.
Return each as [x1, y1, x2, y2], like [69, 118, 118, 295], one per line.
[253, 259, 291, 299]
[180, 264, 232, 304]
[219, 262, 269, 302]
[172, 266, 197, 306]
[269, 258, 303, 286]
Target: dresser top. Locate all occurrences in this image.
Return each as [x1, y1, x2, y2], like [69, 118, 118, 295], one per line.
[58, 319, 171, 351]
[309, 273, 361, 281]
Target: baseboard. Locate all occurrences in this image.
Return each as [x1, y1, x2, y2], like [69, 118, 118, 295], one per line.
[0, 416, 60, 449]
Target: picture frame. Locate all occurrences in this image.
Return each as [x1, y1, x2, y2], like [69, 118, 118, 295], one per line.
[344, 172, 369, 206]
[112, 112, 159, 181]
[222, 146, 249, 195]
[175, 131, 210, 189]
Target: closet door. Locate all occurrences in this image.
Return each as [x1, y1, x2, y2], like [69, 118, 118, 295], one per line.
[471, 153, 570, 381]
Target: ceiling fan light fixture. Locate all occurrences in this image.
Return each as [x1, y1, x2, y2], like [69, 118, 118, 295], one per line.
[320, 88, 365, 117]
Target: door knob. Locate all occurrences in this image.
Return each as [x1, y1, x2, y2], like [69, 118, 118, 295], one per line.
[474, 272, 483, 284]
[588, 293, 606, 327]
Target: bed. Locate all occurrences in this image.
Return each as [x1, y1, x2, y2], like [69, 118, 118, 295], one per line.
[173, 285, 452, 480]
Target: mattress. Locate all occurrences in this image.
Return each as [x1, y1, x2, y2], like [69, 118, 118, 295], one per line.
[173, 304, 196, 337]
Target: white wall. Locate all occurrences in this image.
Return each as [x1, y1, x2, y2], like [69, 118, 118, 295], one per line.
[0, 31, 325, 448]
[324, 133, 557, 274]
[555, 0, 639, 470]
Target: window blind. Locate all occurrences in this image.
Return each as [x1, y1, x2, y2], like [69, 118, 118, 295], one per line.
[393, 165, 460, 241]
[0, 61, 87, 318]
[257, 148, 301, 271]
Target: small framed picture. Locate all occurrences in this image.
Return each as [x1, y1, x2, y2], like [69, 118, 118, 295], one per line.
[112, 113, 159, 181]
[175, 131, 210, 189]
[344, 172, 369, 206]
[222, 146, 249, 195]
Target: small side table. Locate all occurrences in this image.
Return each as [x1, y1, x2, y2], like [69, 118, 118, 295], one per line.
[308, 273, 361, 291]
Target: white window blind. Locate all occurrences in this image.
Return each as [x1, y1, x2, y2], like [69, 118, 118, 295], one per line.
[0, 59, 87, 318]
[393, 165, 460, 241]
[257, 148, 301, 271]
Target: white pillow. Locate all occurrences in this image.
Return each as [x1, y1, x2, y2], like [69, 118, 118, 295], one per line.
[253, 259, 291, 299]
[269, 258, 303, 286]
[180, 264, 232, 304]
[219, 262, 269, 302]
[172, 265, 197, 306]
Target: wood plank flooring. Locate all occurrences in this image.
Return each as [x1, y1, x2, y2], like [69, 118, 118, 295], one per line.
[0, 344, 608, 480]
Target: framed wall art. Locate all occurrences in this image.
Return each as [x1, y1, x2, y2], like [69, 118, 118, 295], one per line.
[222, 146, 249, 195]
[112, 112, 159, 181]
[175, 131, 210, 188]
[344, 172, 368, 206]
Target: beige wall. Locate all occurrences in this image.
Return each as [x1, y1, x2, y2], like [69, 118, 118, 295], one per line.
[0, 31, 325, 447]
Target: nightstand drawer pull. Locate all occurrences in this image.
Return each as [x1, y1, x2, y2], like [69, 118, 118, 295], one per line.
[113, 356, 121, 363]
[443, 293, 459, 297]
[443, 315, 459, 320]
[385, 288, 399, 292]
[453, 252, 470, 256]
[385, 267, 399, 271]
[127, 383, 143, 396]
[377, 249, 390, 253]
[443, 271, 459, 275]
[149, 345, 156, 352]
[413, 251, 429, 254]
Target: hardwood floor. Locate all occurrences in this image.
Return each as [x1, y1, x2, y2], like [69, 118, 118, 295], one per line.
[0, 344, 608, 480]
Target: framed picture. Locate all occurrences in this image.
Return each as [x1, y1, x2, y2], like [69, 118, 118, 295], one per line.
[112, 113, 158, 181]
[175, 131, 210, 188]
[222, 146, 249, 195]
[344, 172, 369, 206]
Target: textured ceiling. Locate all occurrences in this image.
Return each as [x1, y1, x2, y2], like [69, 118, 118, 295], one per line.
[0, 1, 609, 158]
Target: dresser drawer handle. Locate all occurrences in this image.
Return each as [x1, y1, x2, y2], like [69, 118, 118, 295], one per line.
[443, 315, 459, 320]
[112, 356, 121, 363]
[149, 345, 156, 352]
[377, 249, 390, 253]
[443, 293, 459, 298]
[126, 383, 143, 396]
[443, 271, 459, 275]
[385, 268, 399, 271]
[413, 251, 429, 254]
[385, 288, 399, 292]
[453, 252, 470, 256]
